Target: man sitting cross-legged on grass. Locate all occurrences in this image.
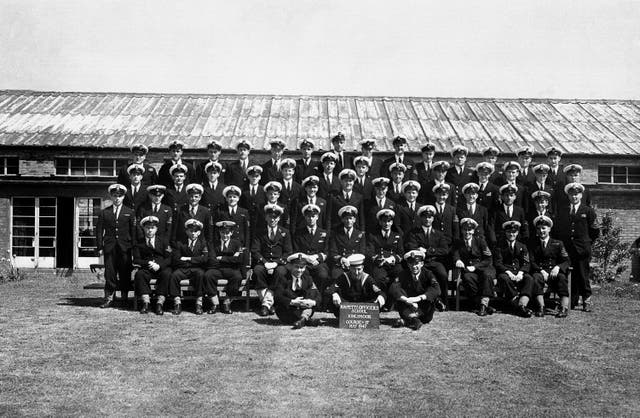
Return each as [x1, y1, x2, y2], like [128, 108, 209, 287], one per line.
[494, 220, 535, 318]
[203, 221, 243, 314]
[251, 204, 293, 317]
[325, 254, 385, 319]
[529, 215, 571, 318]
[169, 219, 209, 315]
[274, 253, 323, 329]
[454, 218, 495, 317]
[389, 249, 441, 331]
[132, 216, 172, 315]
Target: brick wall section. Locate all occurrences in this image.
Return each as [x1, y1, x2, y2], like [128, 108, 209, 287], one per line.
[0, 198, 10, 258]
[592, 192, 640, 245]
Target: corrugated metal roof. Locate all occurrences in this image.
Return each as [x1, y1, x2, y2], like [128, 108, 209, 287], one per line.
[0, 90, 639, 155]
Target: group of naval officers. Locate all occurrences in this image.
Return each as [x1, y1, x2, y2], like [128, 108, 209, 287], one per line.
[96, 132, 599, 330]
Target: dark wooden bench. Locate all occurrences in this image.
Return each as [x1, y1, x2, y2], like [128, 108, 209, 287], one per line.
[84, 263, 257, 311]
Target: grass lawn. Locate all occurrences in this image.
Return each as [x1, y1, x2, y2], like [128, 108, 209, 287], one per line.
[1, 274, 639, 416]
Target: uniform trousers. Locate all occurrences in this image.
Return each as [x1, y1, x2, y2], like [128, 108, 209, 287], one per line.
[568, 247, 592, 303]
[532, 272, 569, 297]
[104, 245, 131, 295]
[424, 260, 448, 300]
[497, 272, 534, 300]
[461, 270, 494, 299]
[134, 268, 172, 297]
[371, 264, 403, 289]
[397, 300, 436, 324]
[203, 267, 242, 296]
[170, 268, 204, 297]
[253, 265, 288, 290]
[275, 305, 314, 324]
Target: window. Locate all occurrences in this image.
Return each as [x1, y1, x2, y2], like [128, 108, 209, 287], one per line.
[77, 198, 102, 258]
[0, 157, 19, 175]
[55, 158, 126, 177]
[598, 165, 640, 184]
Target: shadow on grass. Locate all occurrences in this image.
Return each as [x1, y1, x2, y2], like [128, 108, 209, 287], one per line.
[57, 297, 105, 308]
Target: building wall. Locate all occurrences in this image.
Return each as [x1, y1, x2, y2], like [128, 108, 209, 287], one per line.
[0, 197, 10, 258]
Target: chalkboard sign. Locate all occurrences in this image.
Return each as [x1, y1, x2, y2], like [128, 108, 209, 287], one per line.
[338, 302, 380, 329]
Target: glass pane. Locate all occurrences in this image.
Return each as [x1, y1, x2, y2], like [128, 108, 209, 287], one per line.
[597, 166, 611, 183]
[39, 237, 55, 247]
[40, 198, 57, 207]
[70, 159, 85, 175]
[80, 237, 97, 248]
[628, 166, 640, 184]
[78, 221, 95, 237]
[85, 159, 99, 175]
[39, 217, 56, 227]
[13, 237, 34, 247]
[13, 217, 35, 227]
[13, 197, 35, 207]
[39, 227, 56, 237]
[39, 248, 55, 257]
[56, 159, 69, 175]
[13, 206, 35, 216]
[40, 206, 56, 217]
[14, 247, 34, 256]
[79, 248, 96, 257]
[99, 159, 115, 176]
[7, 158, 19, 175]
[13, 226, 35, 236]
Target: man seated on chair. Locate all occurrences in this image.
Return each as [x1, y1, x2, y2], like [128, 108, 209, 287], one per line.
[169, 219, 209, 315]
[389, 249, 441, 331]
[328, 205, 367, 281]
[529, 215, 571, 318]
[251, 204, 293, 317]
[494, 220, 535, 318]
[325, 254, 385, 319]
[453, 218, 495, 316]
[293, 204, 330, 299]
[366, 208, 403, 291]
[405, 205, 449, 312]
[203, 221, 243, 314]
[274, 253, 322, 329]
[133, 216, 172, 314]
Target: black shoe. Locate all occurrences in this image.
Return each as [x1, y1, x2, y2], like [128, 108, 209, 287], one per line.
[293, 318, 306, 329]
[435, 299, 447, 312]
[478, 305, 488, 317]
[221, 302, 232, 314]
[172, 304, 182, 315]
[392, 318, 405, 328]
[555, 307, 568, 318]
[120, 297, 130, 309]
[259, 306, 269, 317]
[207, 305, 218, 315]
[534, 308, 545, 318]
[306, 318, 320, 327]
[100, 299, 112, 309]
[486, 306, 496, 315]
[410, 318, 422, 331]
[517, 305, 532, 318]
[195, 305, 203, 315]
[140, 302, 149, 314]
[155, 303, 164, 316]
[268, 306, 276, 315]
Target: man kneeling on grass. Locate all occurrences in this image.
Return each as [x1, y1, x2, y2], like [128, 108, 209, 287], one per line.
[274, 253, 322, 329]
[389, 250, 441, 330]
[325, 254, 386, 319]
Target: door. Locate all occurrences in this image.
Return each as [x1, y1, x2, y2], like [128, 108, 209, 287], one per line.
[75, 197, 103, 269]
[12, 197, 57, 268]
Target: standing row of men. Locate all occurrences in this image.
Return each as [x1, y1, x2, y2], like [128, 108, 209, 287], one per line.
[96, 135, 599, 329]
